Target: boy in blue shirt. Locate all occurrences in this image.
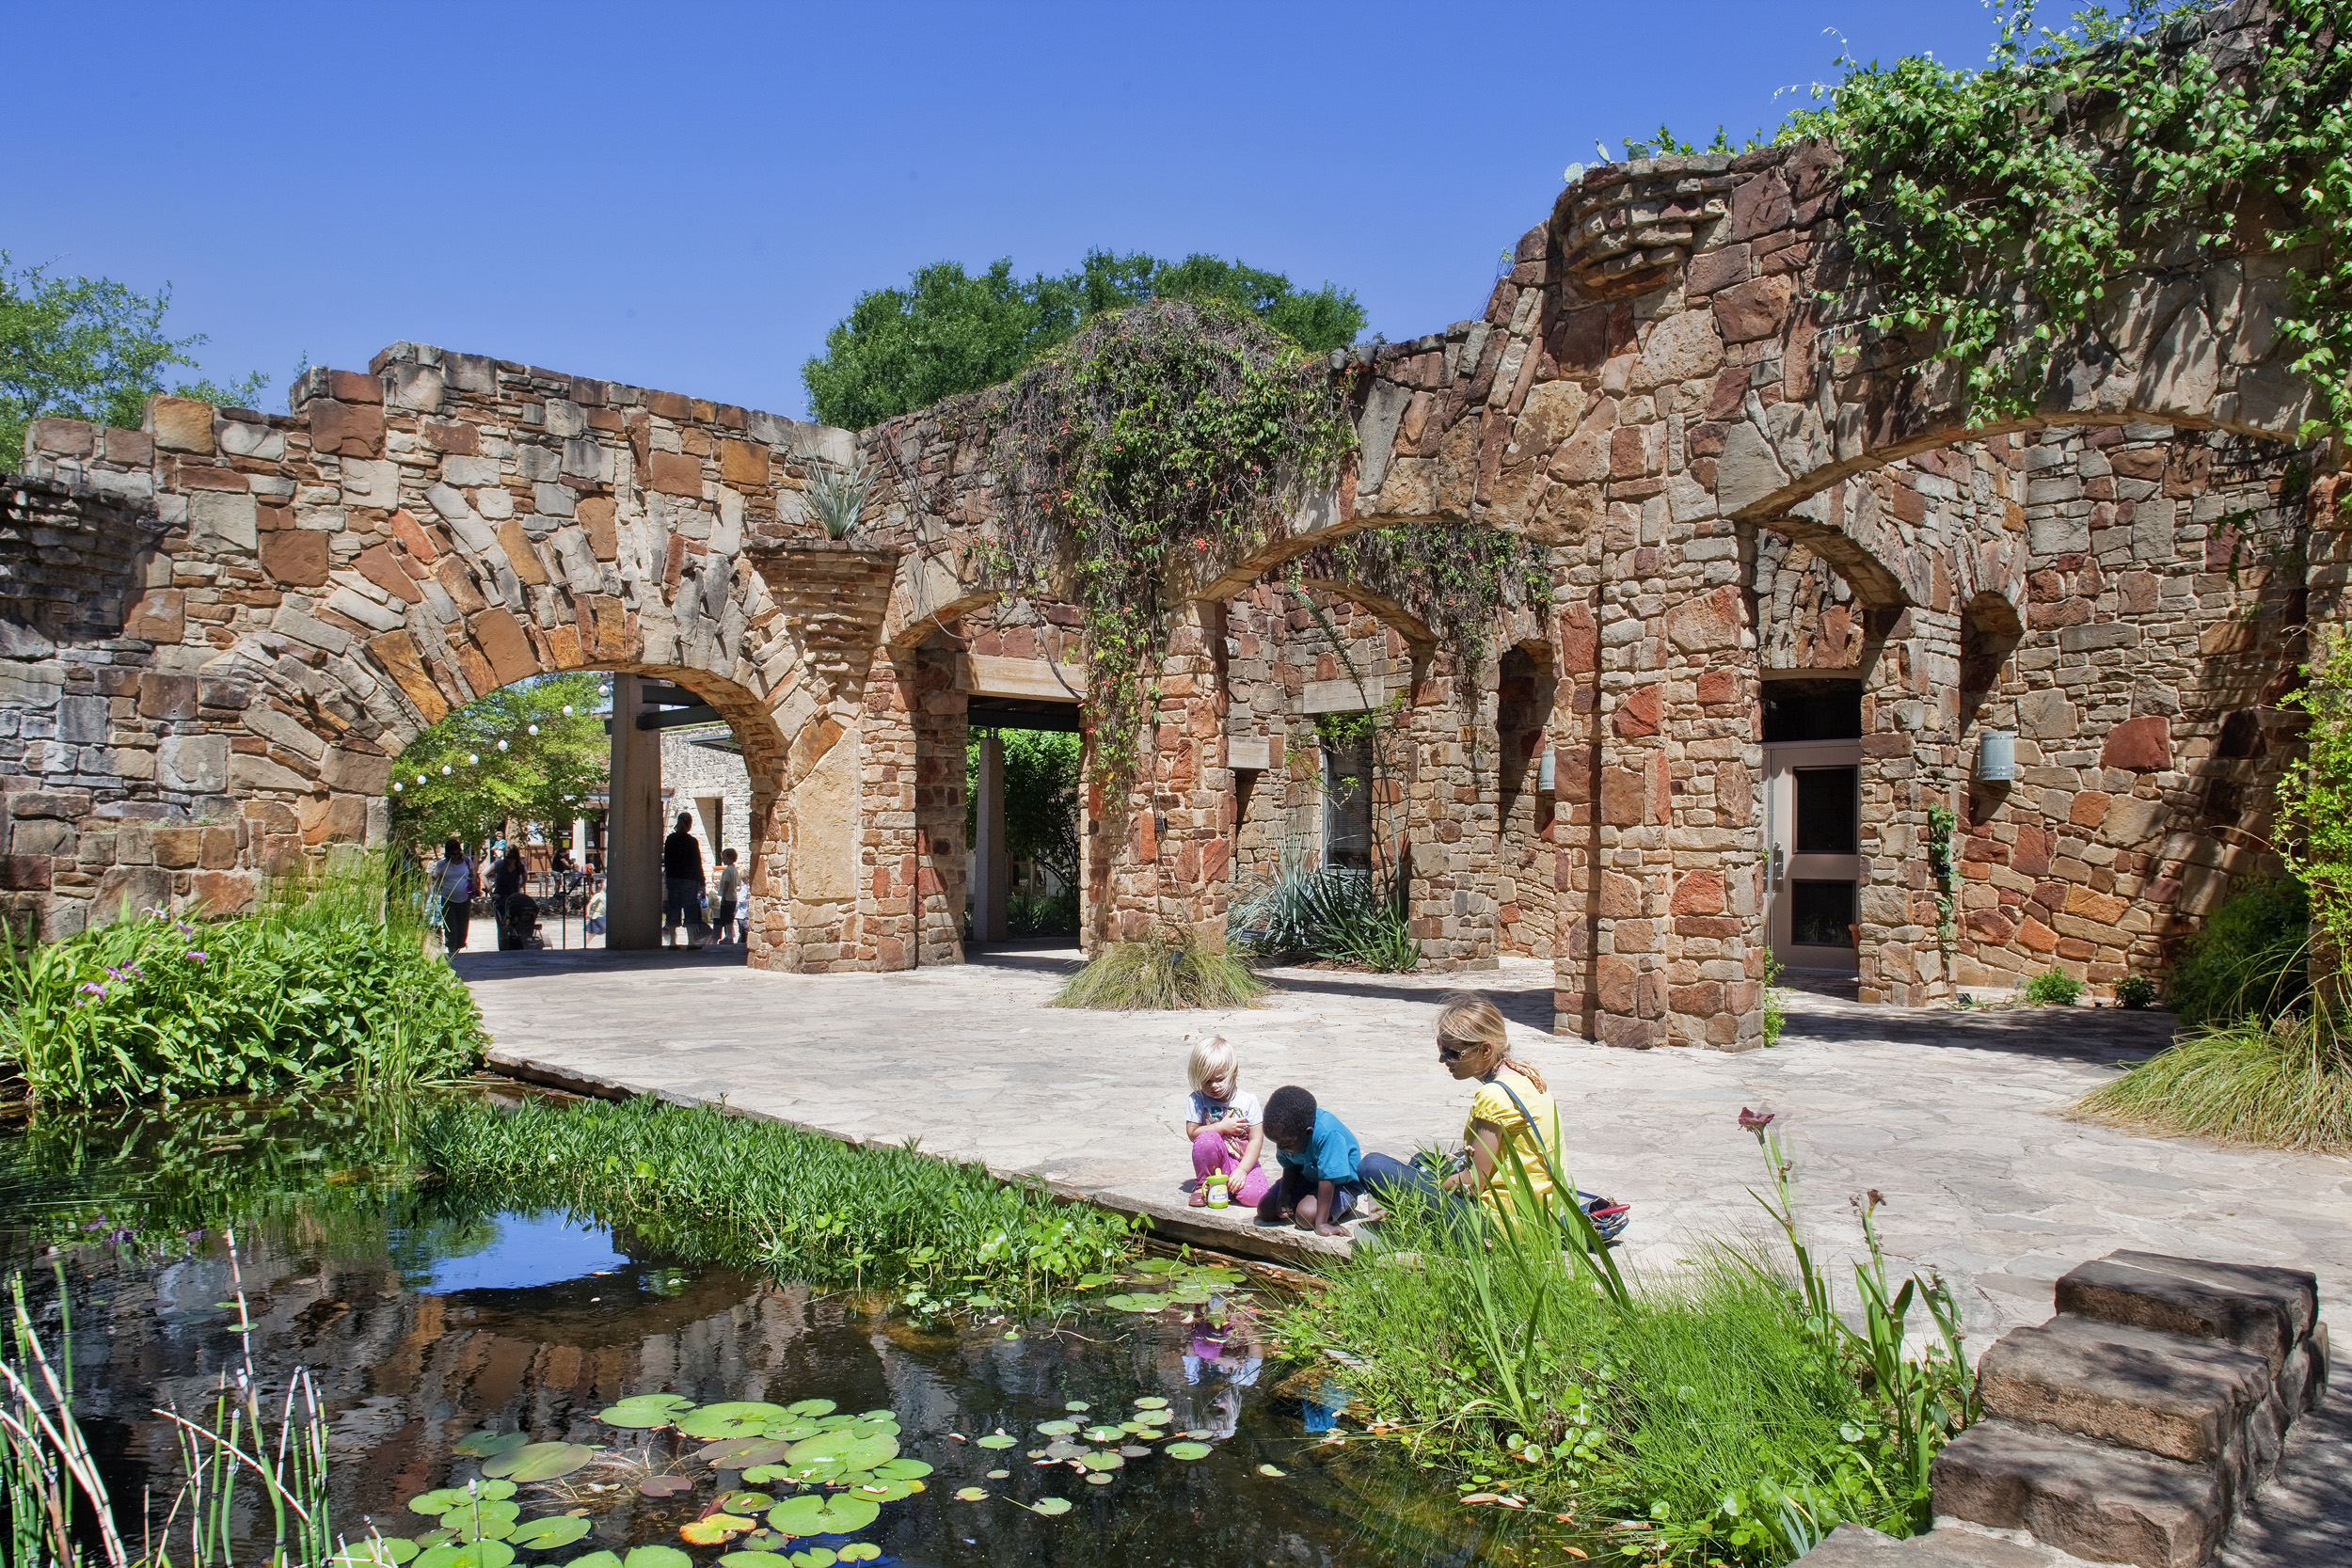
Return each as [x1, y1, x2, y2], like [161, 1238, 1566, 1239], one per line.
[1258, 1085, 1363, 1237]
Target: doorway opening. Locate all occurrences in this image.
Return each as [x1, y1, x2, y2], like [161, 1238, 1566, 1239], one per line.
[1762, 679, 1863, 975]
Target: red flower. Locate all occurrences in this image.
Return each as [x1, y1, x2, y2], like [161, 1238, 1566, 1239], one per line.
[1737, 1107, 1774, 1133]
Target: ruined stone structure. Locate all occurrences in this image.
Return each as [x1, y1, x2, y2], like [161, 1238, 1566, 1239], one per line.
[2, 3, 2333, 1046]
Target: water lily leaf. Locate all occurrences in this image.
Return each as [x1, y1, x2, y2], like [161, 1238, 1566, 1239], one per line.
[986, 1469, 1009, 1480]
[1081, 1427, 1125, 1444]
[408, 1491, 477, 1516]
[718, 1556, 792, 1568]
[818, 1497, 880, 1534]
[454, 1431, 532, 1458]
[1034, 1420, 1078, 1438]
[558, 1555, 620, 1568]
[412, 1532, 455, 1550]
[1063, 1401, 1089, 1413]
[677, 1404, 787, 1441]
[1079, 1450, 1123, 1472]
[677, 1514, 754, 1545]
[719, 1492, 773, 1513]
[637, 1478, 693, 1498]
[872, 1458, 930, 1480]
[811, 1415, 855, 1432]
[782, 1399, 836, 1418]
[482, 1444, 595, 1483]
[1133, 1258, 1178, 1275]
[784, 1430, 855, 1464]
[1133, 1408, 1174, 1425]
[622, 1548, 691, 1568]
[756, 1421, 822, 1442]
[1258, 1464, 1286, 1478]
[1029, 1497, 1073, 1517]
[836, 1433, 899, 1473]
[1180, 1430, 1216, 1442]
[415, 1544, 515, 1568]
[779, 1457, 845, 1485]
[333, 1539, 420, 1567]
[610, 1393, 693, 1411]
[787, 1553, 834, 1568]
[1041, 1441, 1081, 1462]
[1165, 1287, 1215, 1306]
[834, 1548, 880, 1565]
[855, 1479, 917, 1502]
[1119, 1445, 1152, 1458]
[1084, 1472, 1114, 1485]
[700, 1438, 792, 1469]
[763, 1497, 827, 1538]
[974, 1433, 1015, 1450]
[1075, 1273, 1116, 1290]
[476, 1483, 518, 1501]
[1132, 1397, 1169, 1410]
[439, 1503, 520, 1542]
[953, 1486, 989, 1502]
[1163, 1442, 1211, 1460]
[506, 1517, 591, 1552]
[843, 1419, 898, 1441]
[856, 1409, 892, 1421]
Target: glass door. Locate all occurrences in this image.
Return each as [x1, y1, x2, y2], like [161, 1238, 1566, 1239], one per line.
[1763, 739, 1862, 973]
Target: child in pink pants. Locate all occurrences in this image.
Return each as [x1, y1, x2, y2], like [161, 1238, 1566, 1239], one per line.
[1184, 1036, 1271, 1208]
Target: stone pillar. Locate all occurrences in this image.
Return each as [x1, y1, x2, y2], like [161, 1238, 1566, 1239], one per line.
[1857, 608, 1963, 1005]
[1402, 657, 1500, 970]
[973, 733, 1009, 942]
[570, 816, 588, 863]
[912, 643, 967, 966]
[606, 673, 661, 949]
[1105, 596, 1232, 945]
[1551, 594, 1604, 1037]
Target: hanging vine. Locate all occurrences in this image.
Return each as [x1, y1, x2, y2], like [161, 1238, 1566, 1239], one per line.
[1781, 0, 2352, 440]
[1301, 522, 1552, 707]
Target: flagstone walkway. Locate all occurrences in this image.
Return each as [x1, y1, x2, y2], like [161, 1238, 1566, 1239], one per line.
[458, 942, 2350, 1357]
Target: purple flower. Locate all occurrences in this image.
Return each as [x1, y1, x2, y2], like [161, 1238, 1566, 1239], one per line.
[1738, 1107, 1775, 1134]
[77, 981, 106, 997]
[185, 951, 208, 964]
[104, 963, 142, 981]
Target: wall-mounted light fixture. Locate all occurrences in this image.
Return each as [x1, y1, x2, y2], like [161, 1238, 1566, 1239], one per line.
[1977, 730, 2017, 783]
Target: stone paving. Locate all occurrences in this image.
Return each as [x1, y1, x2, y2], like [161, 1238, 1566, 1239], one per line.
[461, 945, 2350, 1353]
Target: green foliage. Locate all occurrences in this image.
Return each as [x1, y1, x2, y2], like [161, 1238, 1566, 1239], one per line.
[1049, 929, 1267, 1011]
[963, 299, 1356, 799]
[389, 673, 607, 856]
[1778, 1, 2352, 437]
[0, 251, 267, 464]
[0, 862, 485, 1109]
[1005, 888, 1079, 937]
[1227, 840, 1421, 972]
[801, 248, 1365, 430]
[2169, 878, 2312, 1026]
[801, 457, 874, 539]
[1762, 950, 1788, 1046]
[414, 1094, 1143, 1308]
[2283, 634, 2352, 989]
[2024, 966, 2085, 1006]
[2076, 1007, 2352, 1152]
[2114, 973, 2158, 1009]
[964, 729, 1082, 891]
[1301, 523, 1551, 705]
[1284, 1117, 1975, 1561]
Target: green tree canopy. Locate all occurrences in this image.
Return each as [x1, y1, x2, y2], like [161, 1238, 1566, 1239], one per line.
[389, 673, 608, 858]
[802, 248, 1365, 430]
[1, 252, 267, 466]
[965, 728, 1081, 891]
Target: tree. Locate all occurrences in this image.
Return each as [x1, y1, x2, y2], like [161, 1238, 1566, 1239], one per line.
[389, 674, 608, 857]
[965, 728, 1081, 891]
[803, 248, 1365, 429]
[1, 252, 268, 465]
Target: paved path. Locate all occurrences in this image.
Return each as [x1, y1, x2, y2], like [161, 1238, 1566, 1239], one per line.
[461, 943, 2350, 1351]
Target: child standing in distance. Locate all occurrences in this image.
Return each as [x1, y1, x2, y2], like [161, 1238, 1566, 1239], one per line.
[713, 847, 743, 946]
[1257, 1085, 1363, 1237]
[1184, 1037, 1270, 1209]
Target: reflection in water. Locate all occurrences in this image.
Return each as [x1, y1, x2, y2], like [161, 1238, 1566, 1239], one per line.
[8, 1104, 1548, 1568]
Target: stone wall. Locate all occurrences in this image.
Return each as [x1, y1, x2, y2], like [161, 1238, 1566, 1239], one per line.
[659, 724, 754, 869]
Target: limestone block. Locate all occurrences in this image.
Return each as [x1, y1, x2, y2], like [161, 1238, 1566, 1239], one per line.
[157, 734, 229, 794]
[150, 397, 215, 454]
[230, 752, 315, 792]
[91, 865, 173, 924]
[2054, 1255, 2308, 1375]
[216, 419, 286, 461]
[1715, 420, 1789, 515]
[189, 489, 259, 551]
[1930, 1418, 2223, 1568]
[1978, 1315, 2269, 1465]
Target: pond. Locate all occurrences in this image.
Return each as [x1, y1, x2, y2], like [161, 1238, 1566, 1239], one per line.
[3, 1092, 1544, 1568]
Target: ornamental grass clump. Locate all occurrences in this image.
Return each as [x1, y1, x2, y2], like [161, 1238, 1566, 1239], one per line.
[2077, 1008, 2352, 1154]
[0, 860, 485, 1110]
[1049, 927, 1266, 1011]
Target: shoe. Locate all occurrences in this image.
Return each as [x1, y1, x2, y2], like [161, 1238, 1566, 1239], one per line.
[1188, 1190, 1209, 1208]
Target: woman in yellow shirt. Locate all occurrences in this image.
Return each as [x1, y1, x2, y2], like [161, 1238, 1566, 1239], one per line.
[1434, 993, 1562, 1221]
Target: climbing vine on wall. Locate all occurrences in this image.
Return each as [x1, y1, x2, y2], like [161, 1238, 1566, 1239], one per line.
[1304, 523, 1552, 705]
[954, 299, 1356, 799]
[1781, 0, 2352, 439]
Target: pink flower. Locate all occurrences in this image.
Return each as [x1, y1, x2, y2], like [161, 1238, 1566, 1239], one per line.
[1738, 1107, 1774, 1134]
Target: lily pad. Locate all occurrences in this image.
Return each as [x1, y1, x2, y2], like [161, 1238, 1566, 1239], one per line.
[623, 1548, 691, 1568]
[415, 1545, 515, 1568]
[1098, 1293, 1172, 1313]
[1133, 1258, 1179, 1275]
[699, 1437, 792, 1469]
[836, 1433, 899, 1473]
[781, 1399, 836, 1418]
[1084, 1472, 1114, 1486]
[412, 1533, 455, 1550]
[1163, 1442, 1211, 1460]
[333, 1539, 421, 1567]
[857, 1409, 893, 1421]
[453, 1431, 532, 1458]
[677, 1403, 787, 1441]
[853, 1478, 918, 1502]
[1041, 1441, 1081, 1462]
[481, 1443, 595, 1483]
[1081, 1427, 1125, 1445]
[1079, 1451, 1123, 1472]
[638, 1478, 693, 1499]
[1180, 1430, 1216, 1441]
[677, 1514, 754, 1545]
[953, 1484, 988, 1501]
[1119, 1445, 1152, 1458]
[763, 1498, 826, 1539]
[987, 1469, 1009, 1480]
[408, 1491, 480, 1516]
[719, 1492, 773, 1513]
[834, 1549, 880, 1565]
[1258, 1463, 1287, 1478]
[974, 1433, 1015, 1449]
[787, 1553, 834, 1568]
[818, 1497, 880, 1535]
[872, 1458, 930, 1480]
[1063, 1401, 1089, 1413]
[755, 1420, 822, 1443]
[1132, 1397, 1169, 1410]
[558, 1556, 620, 1568]
[1029, 1497, 1073, 1517]
[718, 1556, 792, 1568]
[506, 1517, 591, 1552]
[1034, 1419, 1078, 1438]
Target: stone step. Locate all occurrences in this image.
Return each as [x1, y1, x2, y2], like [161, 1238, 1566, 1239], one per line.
[1977, 1313, 2273, 1465]
[1931, 1418, 2227, 1568]
[1797, 1519, 2127, 1565]
[2056, 1252, 2318, 1375]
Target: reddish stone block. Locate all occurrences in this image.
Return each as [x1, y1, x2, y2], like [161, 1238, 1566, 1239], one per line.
[388, 507, 444, 560]
[1683, 244, 1751, 297]
[422, 420, 479, 453]
[646, 450, 702, 497]
[356, 545, 423, 603]
[309, 399, 385, 457]
[1613, 684, 1664, 737]
[2017, 916, 2059, 954]
[326, 369, 382, 404]
[138, 673, 199, 719]
[1729, 168, 1792, 240]
[259, 529, 329, 587]
[125, 588, 185, 642]
[1671, 869, 1727, 916]
[2102, 716, 2171, 772]
[1711, 276, 1794, 343]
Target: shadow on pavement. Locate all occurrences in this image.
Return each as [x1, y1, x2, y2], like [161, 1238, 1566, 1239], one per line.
[1783, 995, 2177, 1067]
[1256, 969, 1558, 1032]
[453, 945, 750, 978]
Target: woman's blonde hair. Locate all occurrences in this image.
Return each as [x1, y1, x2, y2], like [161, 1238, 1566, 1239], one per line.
[1435, 992, 1548, 1094]
[1186, 1035, 1239, 1093]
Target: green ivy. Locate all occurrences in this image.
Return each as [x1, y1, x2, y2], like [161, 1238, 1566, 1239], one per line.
[1778, 0, 2352, 438]
[1310, 522, 1551, 705]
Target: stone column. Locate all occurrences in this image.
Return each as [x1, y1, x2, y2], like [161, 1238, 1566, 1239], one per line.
[1402, 657, 1500, 970]
[973, 733, 1009, 942]
[1104, 596, 1232, 945]
[1857, 608, 1963, 1005]
[1550, 594, 1604, 1037]
[606, 673, 661, 949]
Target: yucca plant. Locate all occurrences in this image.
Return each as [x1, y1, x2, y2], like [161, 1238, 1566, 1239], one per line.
[802, 457, 874, 540]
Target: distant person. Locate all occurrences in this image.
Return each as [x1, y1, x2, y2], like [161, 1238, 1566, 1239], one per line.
[436, 838, 475, 954]
[713, 847, 742, 947]
[1182, 1036, 1269, 1210]
[1257, 1085, 1362, 1237]
[491, 845, 528, 950]
[583, 876, 608, 938]
[551, 844, 575, 880]
[662, 812, 707, 949]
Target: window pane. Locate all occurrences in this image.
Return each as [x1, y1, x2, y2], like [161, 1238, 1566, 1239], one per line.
[1323, 734, 1373, 869]
[1794, 767, 1858, 855]
[1790, 880, 1855, 947]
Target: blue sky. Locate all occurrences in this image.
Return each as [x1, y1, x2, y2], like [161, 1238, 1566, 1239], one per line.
[8, 1, 2002, 427]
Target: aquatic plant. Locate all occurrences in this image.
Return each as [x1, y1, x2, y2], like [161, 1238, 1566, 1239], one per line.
[0, 860, 485, 1110]
[1279, 1113, 1977, 1565]
[413, 1095, 1143, 1311]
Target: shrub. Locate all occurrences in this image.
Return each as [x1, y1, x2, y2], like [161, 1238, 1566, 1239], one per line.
[1228, 841, 1422, 972]
[1762, 951, 1788, 1045]
[2076, 1009, 2352, 1154]
[1050, 928, 1266, 1010]
[2024, 966, 2084, 1006]
[2167, 878, 2310, 1027]
[1006, 886, 1079, 936]
[0, 862, 485, 1109]
[2114, 974, 2158, 1010]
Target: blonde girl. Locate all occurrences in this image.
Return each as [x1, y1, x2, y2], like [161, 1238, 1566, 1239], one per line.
[1183, 1036, 1271, 1209]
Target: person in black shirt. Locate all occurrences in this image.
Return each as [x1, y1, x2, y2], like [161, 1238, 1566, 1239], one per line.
[662, 812, 707, 949]
[490, 845, 528, 949]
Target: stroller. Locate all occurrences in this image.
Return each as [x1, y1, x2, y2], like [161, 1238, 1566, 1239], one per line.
[497, 891, 542, 950]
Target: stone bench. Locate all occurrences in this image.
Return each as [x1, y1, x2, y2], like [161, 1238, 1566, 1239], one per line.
[1794, 1250, 2329, 1567]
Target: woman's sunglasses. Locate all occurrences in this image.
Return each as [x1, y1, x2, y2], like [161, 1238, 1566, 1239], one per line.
[1438, 1038, 1475, 1062]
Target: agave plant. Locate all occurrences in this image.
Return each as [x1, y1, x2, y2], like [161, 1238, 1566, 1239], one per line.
[802, 458, 874, 540]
